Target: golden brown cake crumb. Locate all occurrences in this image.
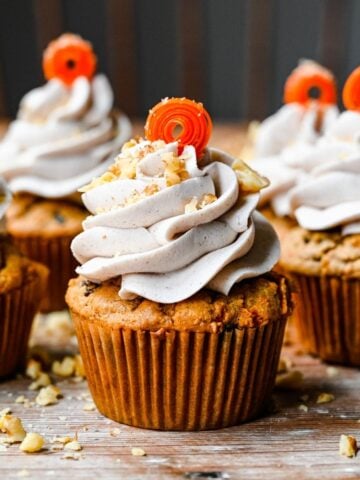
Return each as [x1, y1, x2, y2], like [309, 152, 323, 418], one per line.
[6, 193, 86, 238]
[280, 227, 360, 278]
[66, 272, 292, 332]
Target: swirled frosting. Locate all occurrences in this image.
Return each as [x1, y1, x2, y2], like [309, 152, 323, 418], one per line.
[0, 74, 132, 198]
[72, 140, 280, 303]
[252, 110, 360, 235]
[254, 102, 339, 158]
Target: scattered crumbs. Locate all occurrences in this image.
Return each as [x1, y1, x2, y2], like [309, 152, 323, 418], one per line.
[15, 395, 26, 404]
[339, 434, 357, 458]
[83, 402, 96, 412]
[29, 372, 51, 391]
[275, 370, 303, 389]
[0, 408, 11, 416]
[64, 441, 82, 452]
[300, 394, 309, 403]
[327, 366, 339, 378]
[298, 404, 308, 412]
[131, 447, 146, 457]
[62, 452, 82, 460]
[35, 385, 62, 406]
[16, 470, 30, 478]
[52, 357, 76, 378]
[19, 433, 45, 453]
[316, 393, 335, 404]
[0, 414, 26, 443]
[110, 428, 121, 437]
[7, 393, 13, 398]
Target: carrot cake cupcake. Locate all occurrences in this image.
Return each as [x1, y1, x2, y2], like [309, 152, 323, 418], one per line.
[277, 67, 360, 365]
[0, 34, 131, 311]
[0, 179, 48, 378]
[66, 98, 292, 430]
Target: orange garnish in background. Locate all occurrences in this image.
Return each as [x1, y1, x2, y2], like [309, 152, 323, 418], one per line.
[145, 98, 212, 157]
[43, 33, 97, 86]
[283, 61, 337, 106]
[343, 66, 360, 111]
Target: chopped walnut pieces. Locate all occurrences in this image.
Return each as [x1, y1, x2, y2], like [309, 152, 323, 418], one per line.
[83, 402, 96, 412]
[26, 359, 42, 380]
[0, 414, 26, 443]
[232, 158, 269, 193]
[316, 392, 335, 404]
[78, 171, 117, 192]
[121, 183, 160, 208]
[52, 356, 76, 377]
[19, 433, 44, 453]
[131, 447, 146, 456]
[163, 152, 189, 186]
[275, 370, 303, 389]
[64, 440, 82, 452]
[29, 372, 51, 391]
[35, 385, 62, 406]
[298, 404, 308, 412]
[184, 194, 217, 213]
[339, 434, 357, 458]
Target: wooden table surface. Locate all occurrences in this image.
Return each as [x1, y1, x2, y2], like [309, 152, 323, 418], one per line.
[1, 121, 360, 480]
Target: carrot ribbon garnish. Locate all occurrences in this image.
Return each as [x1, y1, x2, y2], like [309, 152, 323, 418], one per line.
[145, 98, 212, 157]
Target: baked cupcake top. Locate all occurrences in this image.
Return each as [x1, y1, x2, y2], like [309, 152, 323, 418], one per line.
[0, 34, 131, 199]
[254, 60, 338, 158]
[71, 98, 280, 303]
[252, 66, 360, 236]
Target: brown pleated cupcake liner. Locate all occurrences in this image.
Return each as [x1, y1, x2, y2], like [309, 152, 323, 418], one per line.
[72, 312, 287, 431]
[290, 273, 360, 366]
[12, 235, 78, 312]
[0, 274, 42, 378]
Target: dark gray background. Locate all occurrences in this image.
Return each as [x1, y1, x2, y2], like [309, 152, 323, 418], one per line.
[0, 0, 357, 120]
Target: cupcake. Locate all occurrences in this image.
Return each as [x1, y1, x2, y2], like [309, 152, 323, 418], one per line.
[250, 61, 339, 240]
[0, 179, 48, 378]
[0, 34, 132, 311]
[277, 67, 360, 365]
[66, 98, 292, 430]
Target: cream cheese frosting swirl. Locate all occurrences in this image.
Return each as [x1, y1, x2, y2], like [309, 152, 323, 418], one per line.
[0, 74, 132, 198]
[252, 110, 360, 235]
[254, 102, 339, 158]
[72, 140, 280, 303]
[0, 178, 11, 233]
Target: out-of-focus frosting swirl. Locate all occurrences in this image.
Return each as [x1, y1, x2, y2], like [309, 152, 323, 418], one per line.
[72, 140, 280, 303]
[254, 102, 339, 158]
[252, 110, 360, 235]
[0, 74, 132, 198]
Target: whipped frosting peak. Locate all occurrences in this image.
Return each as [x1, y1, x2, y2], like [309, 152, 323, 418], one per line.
[0, 74, 131, 199]
[252, 109, 360, 235]
[72, 140, 279, 303]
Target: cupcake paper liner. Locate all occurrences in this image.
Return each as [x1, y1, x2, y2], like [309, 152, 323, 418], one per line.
[72, 312, 287, 431]
[291, 273, 360, 366]
[0, 273, 42, 378]
[12, 235, 77, 312]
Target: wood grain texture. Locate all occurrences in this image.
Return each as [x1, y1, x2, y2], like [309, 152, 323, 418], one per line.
[32, 0, 63, 53]
[244, 0, 274, 120]
[105, 0, 139, 116]
[178, 0, 206, 102]
[0, 124, 359, 479]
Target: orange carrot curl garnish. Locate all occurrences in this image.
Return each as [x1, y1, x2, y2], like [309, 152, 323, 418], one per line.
[43, 33, 97, 86]
[343, 66, 360, 111]
[283, 61, 337, 106]
[145, 98, 213, 157]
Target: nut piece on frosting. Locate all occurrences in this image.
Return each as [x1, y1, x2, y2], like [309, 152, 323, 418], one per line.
[232, 158, 269, 193]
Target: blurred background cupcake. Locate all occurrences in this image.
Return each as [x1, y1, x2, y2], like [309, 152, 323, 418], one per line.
[249, 61, 339, 241]
[0, 33, 132, 312]
[276, 66, 360, 365]
[0, 178, 48, 378]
